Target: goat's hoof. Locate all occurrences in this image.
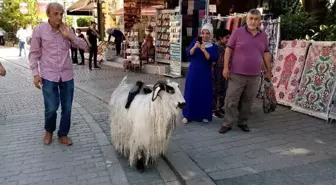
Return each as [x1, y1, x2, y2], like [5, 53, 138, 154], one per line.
[182, 118, 189, 124]
[136, 160, 145, 173]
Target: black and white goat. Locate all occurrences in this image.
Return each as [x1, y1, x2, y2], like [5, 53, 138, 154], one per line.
[109, 76, 185, 172]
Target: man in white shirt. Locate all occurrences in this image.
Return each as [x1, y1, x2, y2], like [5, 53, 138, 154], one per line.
[0, 28, 5, 46]
[16, 26, 28, 57]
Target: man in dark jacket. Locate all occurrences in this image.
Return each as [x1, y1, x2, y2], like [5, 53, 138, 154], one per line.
[87, 21, 101, 70]
[107, 28, 125, 56]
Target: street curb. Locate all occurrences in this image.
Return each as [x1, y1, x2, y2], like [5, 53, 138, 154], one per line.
[76, 104, 130, 185]
[75, 84, 217, 185]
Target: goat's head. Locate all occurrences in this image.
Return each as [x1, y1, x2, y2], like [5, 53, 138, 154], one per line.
[151, 80, 186, 109]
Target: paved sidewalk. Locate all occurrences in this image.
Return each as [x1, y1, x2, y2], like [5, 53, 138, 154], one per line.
[1, 47, 336, 185]
[0, 55, 180, 185]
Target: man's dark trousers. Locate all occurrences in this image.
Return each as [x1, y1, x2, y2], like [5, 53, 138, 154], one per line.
[89, 46, 98, 69]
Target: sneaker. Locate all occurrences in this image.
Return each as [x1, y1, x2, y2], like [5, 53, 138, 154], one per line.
[94, 66, 101, 69]
[202, 119, 209, 123]
[213, 111, 223, 118]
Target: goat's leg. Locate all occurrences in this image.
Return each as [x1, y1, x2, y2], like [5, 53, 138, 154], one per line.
[136, 152, 145, 173]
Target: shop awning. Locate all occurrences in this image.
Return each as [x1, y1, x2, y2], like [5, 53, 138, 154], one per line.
[66, 0, 96, 16]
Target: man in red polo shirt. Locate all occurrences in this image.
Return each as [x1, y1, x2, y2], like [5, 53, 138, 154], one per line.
[219, 9, 272, 134]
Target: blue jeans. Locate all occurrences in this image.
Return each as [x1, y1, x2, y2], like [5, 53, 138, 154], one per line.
[42, 79, 74, 137]
[18, 41, 25, 56]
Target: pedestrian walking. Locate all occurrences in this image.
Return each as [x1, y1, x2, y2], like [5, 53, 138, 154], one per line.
[16, 26, 28, 57]
[28, 2, 88, 145]
[87, 21, 100, 70]
[219, 9, 272, 134]
[76, 28, 86, 65]
[212, 29, 231, 118]
[182, 23, 218, 124]
[0, 28, 5, 46]
[0, 62, 6, 76]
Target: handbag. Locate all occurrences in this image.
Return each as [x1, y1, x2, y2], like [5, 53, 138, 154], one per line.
[262, 78, 277, 114]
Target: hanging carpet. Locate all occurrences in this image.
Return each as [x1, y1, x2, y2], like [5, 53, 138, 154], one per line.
[292, 41, 336, 120]
[271, 40, 311, 106]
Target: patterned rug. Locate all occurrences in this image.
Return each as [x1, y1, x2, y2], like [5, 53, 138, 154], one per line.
[292, 41, 336, 120]
[271, 40, 311, 106]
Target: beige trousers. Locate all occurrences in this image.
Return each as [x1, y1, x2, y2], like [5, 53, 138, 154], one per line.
[223, 73, 260, 127]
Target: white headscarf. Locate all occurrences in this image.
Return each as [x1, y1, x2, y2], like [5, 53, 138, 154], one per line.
[201, 23, 214, 48]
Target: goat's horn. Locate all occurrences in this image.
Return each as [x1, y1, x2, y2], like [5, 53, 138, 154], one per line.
[152, 85, 162, 101]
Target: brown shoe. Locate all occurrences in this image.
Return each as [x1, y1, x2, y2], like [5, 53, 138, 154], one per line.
[44, 132, 53, 145]
[58, 136, 73, 145]
[219, 126, 232, 134]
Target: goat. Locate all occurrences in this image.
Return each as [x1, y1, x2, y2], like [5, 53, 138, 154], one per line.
[109, 76, 186, 172]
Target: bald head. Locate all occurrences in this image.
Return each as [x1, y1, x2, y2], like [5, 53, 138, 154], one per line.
[46, 2, 64, 27]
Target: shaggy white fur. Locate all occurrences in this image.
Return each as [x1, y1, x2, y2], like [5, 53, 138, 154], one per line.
[109, 76, 185, 167]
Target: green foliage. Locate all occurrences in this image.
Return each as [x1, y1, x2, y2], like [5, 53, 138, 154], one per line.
[77, 16, 92, 27]
[280, 11, 317, 40]
[270, 0, 301, 16]
[65, 16, 73, 26]
[0, 0, 39, 32]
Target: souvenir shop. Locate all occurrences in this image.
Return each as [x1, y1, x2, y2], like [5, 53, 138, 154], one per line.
[120, 0, 283, 78]
[122, 0, 208, 77]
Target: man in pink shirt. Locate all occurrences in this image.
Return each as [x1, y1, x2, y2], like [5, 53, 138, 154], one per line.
[29, 2, 88, 145]
[219, 9, 272, 134]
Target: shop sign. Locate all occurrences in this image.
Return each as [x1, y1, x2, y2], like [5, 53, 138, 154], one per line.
[209, 4, 216, 13]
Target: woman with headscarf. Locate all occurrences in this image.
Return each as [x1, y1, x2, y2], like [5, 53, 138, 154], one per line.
[182, 23, 218, 123]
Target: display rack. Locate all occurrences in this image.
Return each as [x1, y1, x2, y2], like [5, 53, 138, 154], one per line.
[164, 8, 183, 78]
[123, 30, 141, 72]
[155, 9, 175, 64]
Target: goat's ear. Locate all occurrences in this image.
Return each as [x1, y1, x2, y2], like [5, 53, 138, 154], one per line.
[152, 85, 162, 101]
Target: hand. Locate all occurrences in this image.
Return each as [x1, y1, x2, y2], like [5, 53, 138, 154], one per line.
[59, 23, 73, 40]
[200, 44, 205, 50]
[223, 67, 230, 80]
[193, 41, 200, 49]
[265, 71, 273, 80]
[0, 64, 6, 76]
[34, 75, 42, 89]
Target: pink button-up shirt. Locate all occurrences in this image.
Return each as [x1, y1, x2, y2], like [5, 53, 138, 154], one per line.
[29, 23, 88, 82]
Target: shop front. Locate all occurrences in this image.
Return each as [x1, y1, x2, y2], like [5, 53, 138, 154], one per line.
[104, 0, 280, 78]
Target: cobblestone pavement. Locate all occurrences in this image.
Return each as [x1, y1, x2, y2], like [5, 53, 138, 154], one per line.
[0, 48, 180, 185]
[1, 47, 336, 185]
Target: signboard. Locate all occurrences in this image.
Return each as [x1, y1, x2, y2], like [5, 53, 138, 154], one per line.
[209, 4, 216, 13]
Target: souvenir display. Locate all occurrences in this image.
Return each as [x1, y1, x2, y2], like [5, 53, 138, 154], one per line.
[155, 9, 175, 62]
[124, 0, 141, 31]
[271, 40, 311, 106]
[165, 13, 182, 78]
[123, 31, 141, 72]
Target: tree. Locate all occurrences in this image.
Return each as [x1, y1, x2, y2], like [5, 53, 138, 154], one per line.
[270, 0, 301, 17]
[0, 0, 39, 32]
